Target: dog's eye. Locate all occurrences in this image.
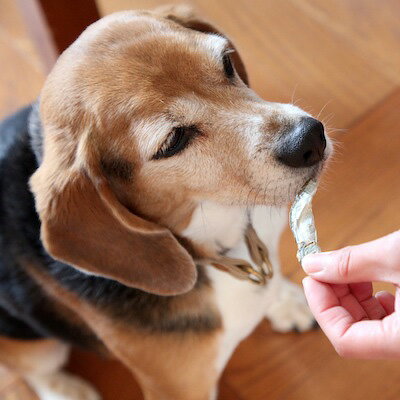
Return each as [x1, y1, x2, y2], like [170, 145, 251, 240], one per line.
[153, 126, 199, 160]
[222, 53, 235, 80]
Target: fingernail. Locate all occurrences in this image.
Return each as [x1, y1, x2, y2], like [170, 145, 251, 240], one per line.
[301, 252, 330, 274]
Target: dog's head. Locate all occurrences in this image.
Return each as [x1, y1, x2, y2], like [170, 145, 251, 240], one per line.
[30, 6, 332, 295]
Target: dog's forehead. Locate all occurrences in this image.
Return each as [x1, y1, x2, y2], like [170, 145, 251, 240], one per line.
[41, 12, 232, 133]
[76, 12, 167, 45]
[77, 11, 228, 59]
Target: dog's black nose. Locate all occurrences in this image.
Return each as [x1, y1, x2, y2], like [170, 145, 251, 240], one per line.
[276, 117, 326, 168]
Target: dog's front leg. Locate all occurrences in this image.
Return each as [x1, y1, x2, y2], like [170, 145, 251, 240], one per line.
[251, 206, 316, 333]
[263, 275, 316, 332]
[0, 337, 100, 400]
[93, 321, 221, 400]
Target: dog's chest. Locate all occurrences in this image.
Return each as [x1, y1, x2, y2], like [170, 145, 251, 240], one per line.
[183, 202, 287, 372]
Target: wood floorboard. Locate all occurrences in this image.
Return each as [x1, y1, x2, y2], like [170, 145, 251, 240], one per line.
[0, 35, 44, 118]
[292, 0, 400, 84]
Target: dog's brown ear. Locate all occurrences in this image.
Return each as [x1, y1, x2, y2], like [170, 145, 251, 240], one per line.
[156, 4, 249, 86]
[30, 132, 197, 296]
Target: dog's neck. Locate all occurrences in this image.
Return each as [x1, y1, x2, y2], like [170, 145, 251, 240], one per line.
[181, 201, 248, 255]
[182, 202, 274, 285]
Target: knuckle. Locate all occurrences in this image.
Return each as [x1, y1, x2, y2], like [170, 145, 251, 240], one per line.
[337, 246, 353, 279]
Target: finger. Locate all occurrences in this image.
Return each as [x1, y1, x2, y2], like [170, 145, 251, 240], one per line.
[335, 314, 400, 359]
[302, 230, 400, 283]
[303, 278, 400, 359]
[330, 283, 386, 321]
[349, 283, 386, 320]
[348, 282, 372, 300]
[330, 284, 368, 321]
[395, 286, 400, 311]
[302, 277, 355, 339]
[375, 291, 395, 315]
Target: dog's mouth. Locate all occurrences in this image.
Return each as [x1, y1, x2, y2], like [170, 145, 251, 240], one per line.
[302, 157, 326, 188]
[307, 163, 324, 184]
[284, 159, 327, 206]
[304, 137, 332, 181]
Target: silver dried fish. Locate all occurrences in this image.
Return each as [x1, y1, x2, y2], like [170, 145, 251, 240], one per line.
[289, 179, 321, 262]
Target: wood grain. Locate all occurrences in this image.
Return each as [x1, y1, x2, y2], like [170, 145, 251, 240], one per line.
[1, 0, 400, 399]
[16, 0, 100, 73]
[0, 0, 44, 118]
[292, 0, 400, 84]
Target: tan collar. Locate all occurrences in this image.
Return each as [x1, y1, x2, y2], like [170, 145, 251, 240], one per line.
[204, 225, 273, 286]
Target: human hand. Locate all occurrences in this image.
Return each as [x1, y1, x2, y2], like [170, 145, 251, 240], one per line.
[301, 230, 400, 359]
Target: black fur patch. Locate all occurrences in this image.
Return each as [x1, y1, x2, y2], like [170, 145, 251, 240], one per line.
[0, 306, 42, 340]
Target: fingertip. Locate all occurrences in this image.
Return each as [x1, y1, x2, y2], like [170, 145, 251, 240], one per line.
[302, 276, 311, 286]
[301, 253, 317, 269]
[302, 276, 317, 291]
[375, 290, 395, 315]
[302, 275, 326, 291]
[302, 252, 333, 275]
[302, 276, 318, 289]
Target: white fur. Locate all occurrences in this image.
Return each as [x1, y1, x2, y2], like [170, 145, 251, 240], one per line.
[27, 371, 100, 400]
[182, 201, 247, 252]
[182, 202, 315, 379]
[201, 34, 228, 59]
[133, 117, 173, 160]
[20, 343, 100, 400]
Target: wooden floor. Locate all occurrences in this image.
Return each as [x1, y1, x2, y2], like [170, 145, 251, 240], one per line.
[1, 0, 400, 399]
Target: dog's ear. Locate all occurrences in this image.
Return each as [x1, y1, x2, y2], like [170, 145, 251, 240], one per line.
[156, 4, 249, 86]
[30, 129, 197, 296]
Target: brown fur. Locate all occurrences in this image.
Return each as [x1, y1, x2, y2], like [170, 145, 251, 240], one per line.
[30, 165, 197, 295]
[24, 260, 221, 400]
[155, 4, 249, 86]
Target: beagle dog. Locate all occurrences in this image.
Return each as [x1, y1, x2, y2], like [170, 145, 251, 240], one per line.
[0, 6, 331, 400]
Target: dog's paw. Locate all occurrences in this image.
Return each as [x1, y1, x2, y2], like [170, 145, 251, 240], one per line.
[27, 371, 101, 400]
[264, 278, 316, 333]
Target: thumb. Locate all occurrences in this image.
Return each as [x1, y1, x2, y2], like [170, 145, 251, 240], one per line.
[302, 231, 400, 284]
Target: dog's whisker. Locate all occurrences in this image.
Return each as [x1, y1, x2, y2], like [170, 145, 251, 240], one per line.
[316, 100, 331, 120]
[290, 84, 299, 105]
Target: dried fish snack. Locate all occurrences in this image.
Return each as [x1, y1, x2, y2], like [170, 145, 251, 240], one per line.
[289, 179, 321, 262]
